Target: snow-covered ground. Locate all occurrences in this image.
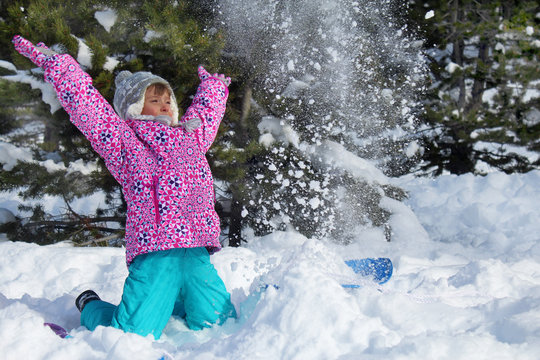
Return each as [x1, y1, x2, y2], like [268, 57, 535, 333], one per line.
[1, 170, 539, 359]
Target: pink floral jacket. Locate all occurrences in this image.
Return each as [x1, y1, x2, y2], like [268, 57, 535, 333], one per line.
[41, 54, 228, 266]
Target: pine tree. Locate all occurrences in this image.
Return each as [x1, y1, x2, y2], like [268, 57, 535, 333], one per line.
[409, 0, 540, 175]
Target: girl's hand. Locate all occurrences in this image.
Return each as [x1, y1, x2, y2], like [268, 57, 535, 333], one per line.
[198, 65, 231, 87]
[12, 35, 57, 68]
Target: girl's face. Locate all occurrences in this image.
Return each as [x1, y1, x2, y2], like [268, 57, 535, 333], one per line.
[141, 85, 173, 118]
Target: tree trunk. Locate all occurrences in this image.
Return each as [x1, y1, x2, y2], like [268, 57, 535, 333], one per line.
[502, 0, 515, 20]
[43, 117, 59, 151]
[227, 83, 253, 247]
[467, 39, 489, 114]
[228, 187, 243, 247]
[450, 0, 466, 111]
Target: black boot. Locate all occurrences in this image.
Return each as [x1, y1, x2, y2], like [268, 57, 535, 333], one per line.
[75, 290, 101, 312]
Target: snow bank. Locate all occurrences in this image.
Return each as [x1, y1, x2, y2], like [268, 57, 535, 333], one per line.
[0, 170, 539, 359]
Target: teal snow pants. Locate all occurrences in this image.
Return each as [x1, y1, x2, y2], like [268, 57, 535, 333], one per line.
[80, 247, 236, 339]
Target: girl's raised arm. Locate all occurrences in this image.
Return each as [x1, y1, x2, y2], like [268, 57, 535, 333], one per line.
[180, 66, 230, 153]
[12, 36, 129, 183]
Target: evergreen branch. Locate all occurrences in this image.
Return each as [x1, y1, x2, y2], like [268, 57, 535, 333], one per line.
[60, 192, 85, 221]
[25, 216, 125, 228]
[78, 234, 121, 246]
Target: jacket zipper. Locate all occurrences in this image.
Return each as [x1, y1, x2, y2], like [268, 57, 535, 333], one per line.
[152, 175, 160, 224]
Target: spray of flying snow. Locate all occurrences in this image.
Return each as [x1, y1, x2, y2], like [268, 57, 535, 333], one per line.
[217, 0, 427, 164]
[217, 0, 426, 240]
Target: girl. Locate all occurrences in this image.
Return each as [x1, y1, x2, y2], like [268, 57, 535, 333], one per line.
[12, 35, 236, 339]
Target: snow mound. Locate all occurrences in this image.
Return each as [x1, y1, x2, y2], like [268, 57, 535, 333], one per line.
[1, 171, 539, 358]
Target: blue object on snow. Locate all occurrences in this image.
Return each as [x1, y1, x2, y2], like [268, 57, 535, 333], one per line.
[344, 258, 393, 285]
[260, 258, 393, 290]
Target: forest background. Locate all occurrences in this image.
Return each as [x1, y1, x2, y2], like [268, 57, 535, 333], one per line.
[0, 0, 538, 248]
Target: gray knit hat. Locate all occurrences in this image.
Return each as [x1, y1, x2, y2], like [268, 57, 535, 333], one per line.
[113, 70, 179, 126]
